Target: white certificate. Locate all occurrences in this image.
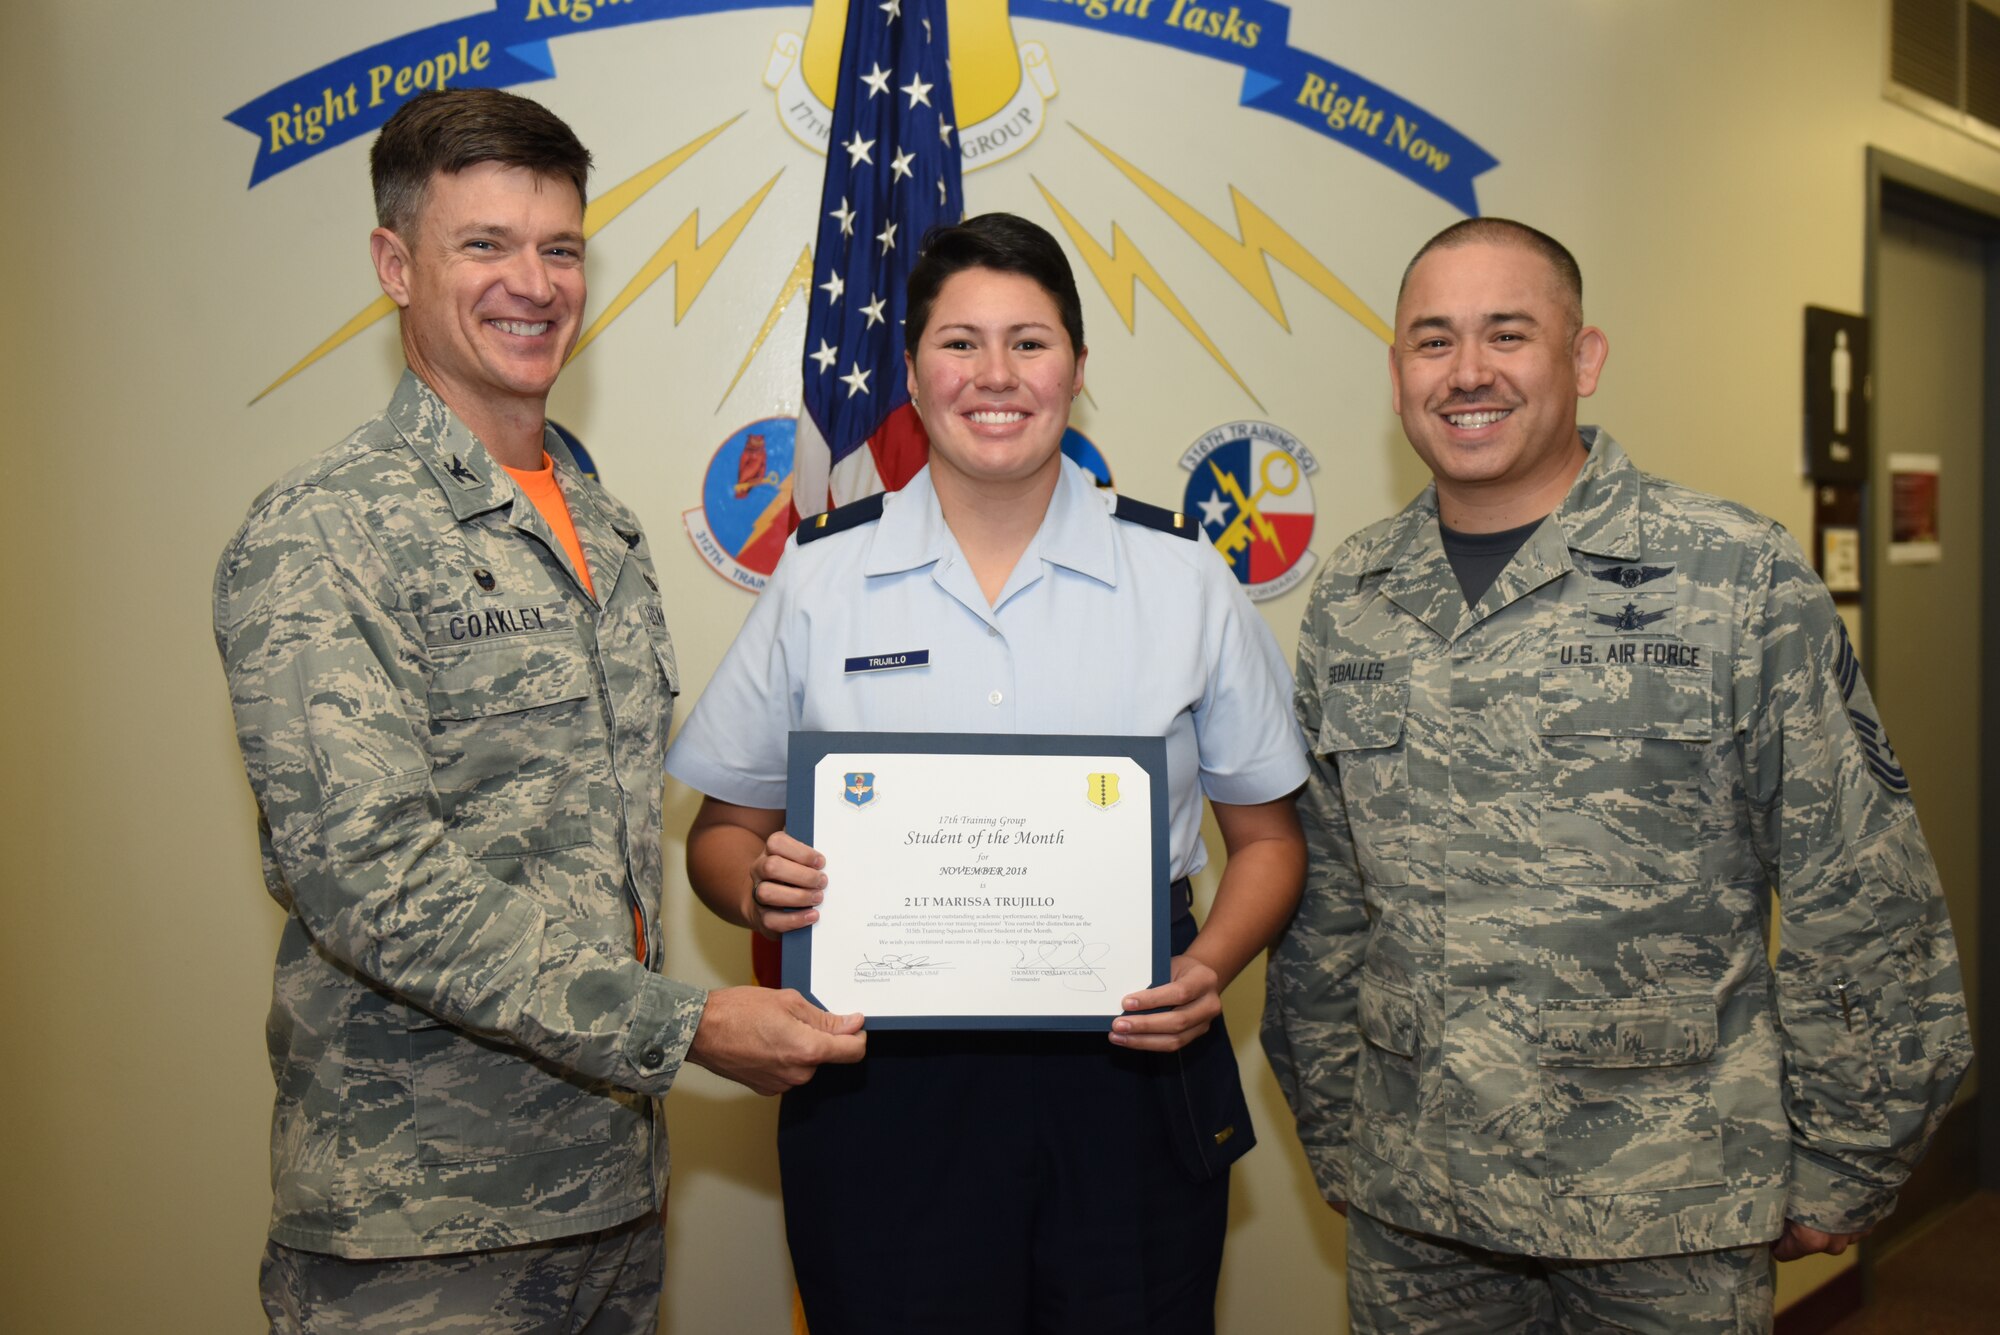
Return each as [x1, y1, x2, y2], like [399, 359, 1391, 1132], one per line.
[783, 732, 1171, 1029]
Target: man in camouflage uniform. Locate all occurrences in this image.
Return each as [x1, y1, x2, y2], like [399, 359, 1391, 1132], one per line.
[215, 89, 864, 1333]
[1262, 219, 1971, 1332]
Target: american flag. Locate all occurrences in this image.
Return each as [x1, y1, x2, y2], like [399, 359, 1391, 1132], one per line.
[792, 0, 964, 520]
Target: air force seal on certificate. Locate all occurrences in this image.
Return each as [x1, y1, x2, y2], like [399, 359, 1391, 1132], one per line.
[1085, 772, 1121, 810]
[1181, 421, 1318, 602]
[842, 771, 878, 808]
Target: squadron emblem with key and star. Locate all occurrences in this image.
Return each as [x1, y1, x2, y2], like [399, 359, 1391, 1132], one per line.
[1180, 420, 1319, 601]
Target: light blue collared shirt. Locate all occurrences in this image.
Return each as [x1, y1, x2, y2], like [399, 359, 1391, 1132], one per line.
[667, 459, 1308, 878]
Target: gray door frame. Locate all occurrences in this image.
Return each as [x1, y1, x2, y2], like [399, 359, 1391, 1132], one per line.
[1864, 146, 1999, 1196]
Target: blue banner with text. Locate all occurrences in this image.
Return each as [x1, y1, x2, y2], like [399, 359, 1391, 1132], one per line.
[226, 0, 1496, 212]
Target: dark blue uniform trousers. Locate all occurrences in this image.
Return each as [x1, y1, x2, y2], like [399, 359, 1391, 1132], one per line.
[777, 913, 1250, 1335]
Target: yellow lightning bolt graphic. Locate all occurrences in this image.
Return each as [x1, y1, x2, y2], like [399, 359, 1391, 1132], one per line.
[736, 475, 798, 563]
[718, 244, 814, 412]
[571, 169, 783, 357]
[251, 296, 399, 407]
[1209, 458, 1284, 565]
[1033, 177, 1261, 409]
[1072, 124, 1391, 344]
[249, 114, 744, 404]
[584, 113, 742, 229]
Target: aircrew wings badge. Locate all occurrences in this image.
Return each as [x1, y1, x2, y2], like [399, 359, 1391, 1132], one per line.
[1590, 563, 1673, 589]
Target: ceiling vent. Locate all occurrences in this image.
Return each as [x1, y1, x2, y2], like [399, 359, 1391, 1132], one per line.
[1888, 0, 2000, 146]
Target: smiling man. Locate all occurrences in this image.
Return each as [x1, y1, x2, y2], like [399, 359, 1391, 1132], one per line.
[214, 89, 863, 1333]
[1263, 219, 1971, 1333]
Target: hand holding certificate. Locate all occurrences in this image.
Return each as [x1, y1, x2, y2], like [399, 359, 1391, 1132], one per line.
[782, 733, 1171, 1029]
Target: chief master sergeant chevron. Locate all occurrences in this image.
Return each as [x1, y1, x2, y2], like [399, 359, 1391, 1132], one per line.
[213, 89, 864, 1333]
[1261, 217, 1971, 1333]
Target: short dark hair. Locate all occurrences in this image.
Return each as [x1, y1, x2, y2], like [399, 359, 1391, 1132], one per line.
[906, 213, 1086, 354]
[1398, 217, 1583, 329]
[370, 88, 591, 237]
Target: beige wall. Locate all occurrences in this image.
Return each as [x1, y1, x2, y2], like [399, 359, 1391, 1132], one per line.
[4, 2, 1991, 1328]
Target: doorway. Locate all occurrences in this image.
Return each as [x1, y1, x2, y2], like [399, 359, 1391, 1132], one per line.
[1863, 148, 1999, 1240]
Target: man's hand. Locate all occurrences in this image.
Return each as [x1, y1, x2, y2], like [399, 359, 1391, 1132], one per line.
[747, 830, 828, 939]
[686, 987, 865, 1095]
[1771, 1219, 1871, 1261]
[1110, 955, 1223, 1052]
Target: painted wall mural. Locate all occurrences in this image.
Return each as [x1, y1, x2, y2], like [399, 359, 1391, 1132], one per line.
[225, 1, 1501, 599]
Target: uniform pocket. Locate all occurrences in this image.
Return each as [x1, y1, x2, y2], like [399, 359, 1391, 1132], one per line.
[1352, 974, 1423, 1169]
[1156, 1013, 1257, 1182]
[1318, 658, 1412, 887]
[428, 639, 594, 855]
[1537, 664, 1711, 884]
[429, 636, 591, 718]
[1733, 1251, 1776, 1334]
[1775, 975, 1897, 1148]
[646, 621, 680, 699]
[1538, 994, 1724, 1195]
[408, 1020, 615, 1164]
[1151, 913, 1255, 1182]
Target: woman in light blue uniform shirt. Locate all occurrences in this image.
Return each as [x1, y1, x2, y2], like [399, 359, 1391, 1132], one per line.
[666, 213, 1307, 1335]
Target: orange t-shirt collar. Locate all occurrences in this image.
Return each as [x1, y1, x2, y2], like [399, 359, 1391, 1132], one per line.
[501, 453, 596, 600]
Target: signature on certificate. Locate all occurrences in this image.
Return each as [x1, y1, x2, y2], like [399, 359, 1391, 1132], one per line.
[1012, 935, 1112, 991]
[854, 953, 952, 980]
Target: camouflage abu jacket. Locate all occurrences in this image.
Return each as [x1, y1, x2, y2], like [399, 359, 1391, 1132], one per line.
[214, 372, 706, 1259]
[1262, 429, 1970, 1259]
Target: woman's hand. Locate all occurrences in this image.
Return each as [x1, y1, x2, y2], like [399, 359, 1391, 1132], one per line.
[1110, 955, 1223, 1052]
[1103, 794, 1305, 1052]
[687, 797, 828, 937]
[748, 829, 828, 939]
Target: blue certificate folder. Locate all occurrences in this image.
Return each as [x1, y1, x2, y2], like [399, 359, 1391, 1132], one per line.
[783, 731, 1173, 1031]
